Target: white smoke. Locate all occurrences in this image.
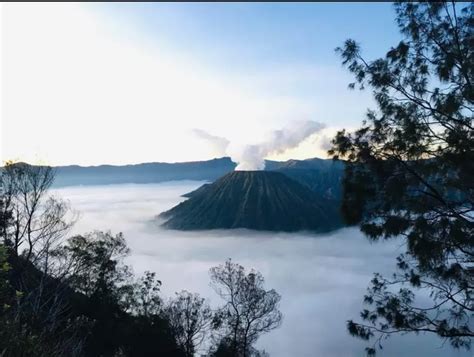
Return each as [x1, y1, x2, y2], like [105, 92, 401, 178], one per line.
[234, 120, 326, 170]
[226, 143, 266, 171]
[191, 129, 230, 157]
[193, 120, 326, 170]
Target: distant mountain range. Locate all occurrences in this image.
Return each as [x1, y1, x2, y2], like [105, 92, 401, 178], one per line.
[270, 158, 344, 201]
[50, 157, 345, 201]
[4, 157, 346, 232]
[51, 158, 236, 187]
[160, 171, 343, 232]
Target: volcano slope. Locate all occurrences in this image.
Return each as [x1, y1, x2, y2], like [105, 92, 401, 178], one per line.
[160, 171, 343, 232]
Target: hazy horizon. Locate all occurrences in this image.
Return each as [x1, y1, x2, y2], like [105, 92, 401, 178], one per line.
[5, 154, 336, 168]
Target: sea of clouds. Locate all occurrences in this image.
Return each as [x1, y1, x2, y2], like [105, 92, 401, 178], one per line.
[51, 182, 469, 357]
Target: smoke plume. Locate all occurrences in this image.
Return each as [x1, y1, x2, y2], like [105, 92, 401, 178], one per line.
[191, 129, 230, 157]
[194, 120, 325, 170]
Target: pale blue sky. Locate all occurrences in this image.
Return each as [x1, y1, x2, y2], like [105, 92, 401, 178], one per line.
[96, 2, 400, 70]
[2, 3, 403, 165]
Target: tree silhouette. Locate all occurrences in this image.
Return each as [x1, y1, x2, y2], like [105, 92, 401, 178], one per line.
[330, 2, 473, 355]
[164, 290, 213, 357]
[209, 259, 282, 357]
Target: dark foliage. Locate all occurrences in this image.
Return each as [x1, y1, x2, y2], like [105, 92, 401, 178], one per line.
[330, 1, 473, 354]
[208, 259, 281, 357]
[0, 162, 186, 357]
[164, 290, 213, 357]
[0, 232, 186, 357]
[0, 164, 284, 356]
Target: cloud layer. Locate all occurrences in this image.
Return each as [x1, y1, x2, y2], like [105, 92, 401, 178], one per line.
[51, 182, 470, 357]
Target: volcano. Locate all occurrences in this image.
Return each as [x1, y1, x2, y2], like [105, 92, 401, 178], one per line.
[160, 171, 343, 232]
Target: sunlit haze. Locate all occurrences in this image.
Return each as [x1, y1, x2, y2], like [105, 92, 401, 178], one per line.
[1, 3, 399, 166]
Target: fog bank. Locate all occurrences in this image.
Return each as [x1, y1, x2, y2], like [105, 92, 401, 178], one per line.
[52, 182, 469, 357]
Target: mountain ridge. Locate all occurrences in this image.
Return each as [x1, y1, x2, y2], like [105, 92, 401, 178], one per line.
[45, 156, 344, 188]
[160, 171, 343, 232]
[2, 158, 345, 202]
